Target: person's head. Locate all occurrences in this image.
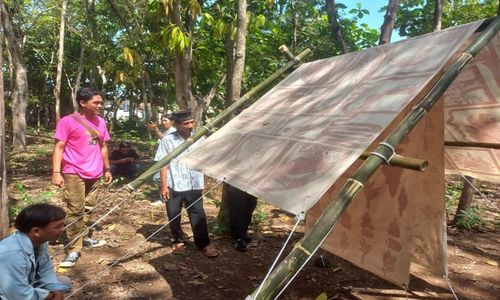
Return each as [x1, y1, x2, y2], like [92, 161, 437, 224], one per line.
[161, 115, 172, 129]
[77, 87, 103, 116]
[171, 109, 194, 137]
[118, 141, 132, 154]
[15, 204, 66, 245]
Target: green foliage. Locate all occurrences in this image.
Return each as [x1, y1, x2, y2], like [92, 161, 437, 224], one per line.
[455, 207, 486, 230]
[445, 182, 462, 217]
[395, 0, 498, 38]
[252, 209, 268, 225]
[8, 183, 55, 220]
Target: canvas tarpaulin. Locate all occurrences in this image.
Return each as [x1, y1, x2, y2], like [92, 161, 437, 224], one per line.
[182, 21, 482, 215]
[181, 21, 484, 286]
[444, 32, 500, 183]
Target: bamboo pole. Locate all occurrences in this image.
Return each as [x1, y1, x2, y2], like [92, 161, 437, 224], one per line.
[127, 48, 311, 190]
[445, 141, 500, 149]
[249, 17, 500, 300]
[359, 152, 428, 171]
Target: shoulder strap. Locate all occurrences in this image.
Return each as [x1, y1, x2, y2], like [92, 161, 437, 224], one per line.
[71, 113, 102, 144]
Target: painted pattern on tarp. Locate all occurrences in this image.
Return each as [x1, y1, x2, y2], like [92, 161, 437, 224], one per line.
[444, 32, 500, 183]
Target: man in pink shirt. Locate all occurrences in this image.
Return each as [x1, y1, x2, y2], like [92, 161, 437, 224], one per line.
[52, 87, 112, 268]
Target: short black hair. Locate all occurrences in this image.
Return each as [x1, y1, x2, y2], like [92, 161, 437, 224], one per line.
[15, 204, 66, 233]
[77, 87, 102, 103]
[119, 142, 131, 149]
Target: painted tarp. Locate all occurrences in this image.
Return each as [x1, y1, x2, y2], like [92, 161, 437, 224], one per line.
[182, 21, 481, 215]
[181, 21, 483, 286]
[307, 100, 446, 286]
[444, 32, 500, 183]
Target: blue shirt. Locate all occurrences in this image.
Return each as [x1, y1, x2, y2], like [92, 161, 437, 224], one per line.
[153, 130, 205, 192]
[0, 232, 71, 300]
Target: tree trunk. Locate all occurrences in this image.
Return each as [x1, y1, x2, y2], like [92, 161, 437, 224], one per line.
[290, 1, 298, 54]
[453, 176, 476, 224]
[1, 1, 28, 152]
[433, 0, 442, 32]
[379, 0, 400, 45]
[0, 15, 9, 238]
[218, 0, 248, 232]
[54, 0, 67, 122]
[86, 0, 99, 86]
[326, 0, 350, 54]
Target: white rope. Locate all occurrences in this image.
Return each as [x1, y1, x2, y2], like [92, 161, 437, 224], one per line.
[64, 180, 223, 299]
[62, 185, 126, 231]
[402, 284, 409, 300]
[459, 173, 490, 202]
[252, 211, 304, 300]
[273, 219, 337, 300]
[444, 275, 459, 300]
[52, 186, 133, 258]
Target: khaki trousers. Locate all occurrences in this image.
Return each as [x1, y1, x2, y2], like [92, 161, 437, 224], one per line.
[63, 174, 102, 252]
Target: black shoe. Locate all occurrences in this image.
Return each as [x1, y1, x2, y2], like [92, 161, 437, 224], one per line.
[243, 236, 252, 243]
[235, 239, 247, 252]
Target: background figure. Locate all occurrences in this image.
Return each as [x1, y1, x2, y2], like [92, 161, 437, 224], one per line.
[0, 204, 72, 300]
[109, 142, 139, 177]
[227, 184, 257, 252]
[148, 114, 174, 139]
[52, 87, 112, 268]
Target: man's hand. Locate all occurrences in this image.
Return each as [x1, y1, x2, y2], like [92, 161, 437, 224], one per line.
[51, 173, 64, 188]
[147, 121, 158, 130]
[160, 185, 169, 201]
[103, 170, 113, 184]
[45, 291, 64, 300]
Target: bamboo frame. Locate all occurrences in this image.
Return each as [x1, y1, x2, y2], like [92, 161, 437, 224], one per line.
[248, 16, 500, 300]
[359, 152, 428, 171]
[445, 141, 500, 149]
[127, 48, 312, 190]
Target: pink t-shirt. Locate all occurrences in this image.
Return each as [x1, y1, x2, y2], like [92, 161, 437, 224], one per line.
[54, 113, 111, 179]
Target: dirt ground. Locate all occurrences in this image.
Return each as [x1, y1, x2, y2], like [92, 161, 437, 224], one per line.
[5, 140, 500, 300]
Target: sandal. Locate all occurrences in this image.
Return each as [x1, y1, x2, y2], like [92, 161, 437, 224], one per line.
[172, 242, 186, 255]
[202, 245, 219, 258]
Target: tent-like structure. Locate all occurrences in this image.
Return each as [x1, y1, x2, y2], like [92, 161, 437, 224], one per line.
[180, 17, 499, 293]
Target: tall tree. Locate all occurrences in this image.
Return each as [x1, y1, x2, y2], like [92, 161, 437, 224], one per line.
[54, 0, 68, 121]
[326, 0, 349, 54]
[379, 0, 399, 45]
[433, 0, 442, 31]
[0, 0, 28, 152]
[453, 176, 477, 226]
[219, 0, 248, 232]
[0, 13, 8, 238]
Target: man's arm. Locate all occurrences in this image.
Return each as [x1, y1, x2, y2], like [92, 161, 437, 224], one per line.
[0, 251, 52, 300]
[148, 121, 164, 139]
[35, 246, 71, 295]
[51, 140, 65, 188]
[159, 166, 169, 201]
[101, 142, 112, 184]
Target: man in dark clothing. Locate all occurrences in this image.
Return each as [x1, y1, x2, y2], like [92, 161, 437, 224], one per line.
[227, 184, 257, 252]
[109, 142, 140, 177]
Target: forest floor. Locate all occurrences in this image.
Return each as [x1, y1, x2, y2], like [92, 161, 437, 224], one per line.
[5, 136, 500, 300]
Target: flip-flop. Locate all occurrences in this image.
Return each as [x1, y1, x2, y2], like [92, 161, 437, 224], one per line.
[202, 245, 219, 258]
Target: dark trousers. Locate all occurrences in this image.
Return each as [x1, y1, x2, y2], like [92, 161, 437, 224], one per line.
[227, 185, 257, 240]
[166, 189, 210, 250]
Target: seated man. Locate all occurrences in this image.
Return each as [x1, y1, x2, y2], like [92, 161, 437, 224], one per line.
[109, 142, 140, 177]
[0, 203, 72, 300]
